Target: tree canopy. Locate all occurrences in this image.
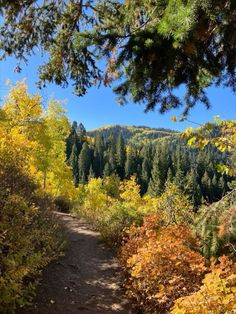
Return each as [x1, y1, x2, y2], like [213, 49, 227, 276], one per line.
[0, 0, 235, 114]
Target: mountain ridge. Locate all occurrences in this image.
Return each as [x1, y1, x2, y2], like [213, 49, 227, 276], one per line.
[87, 124, 179, 145]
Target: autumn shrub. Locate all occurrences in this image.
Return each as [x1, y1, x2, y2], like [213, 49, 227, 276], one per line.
[0, 162, 64, 313]
[120, 219, 206, 313]
[96, 201, 144, 244]
[75, 178, 108, 222]
[72, 176, 158, 243]
[171, 255, 236, 314]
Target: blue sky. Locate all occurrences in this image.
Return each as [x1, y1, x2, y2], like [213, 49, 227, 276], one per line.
[0, 54, 235, 131]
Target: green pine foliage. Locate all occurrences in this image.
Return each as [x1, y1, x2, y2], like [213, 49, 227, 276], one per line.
[194, 192, 236, 259]
[1, 1, 235, 113]
[67, 121, 234, 208]
[78, 142, 92, 183]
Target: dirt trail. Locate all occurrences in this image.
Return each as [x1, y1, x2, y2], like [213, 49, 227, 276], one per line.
[18, 212, 132, 314]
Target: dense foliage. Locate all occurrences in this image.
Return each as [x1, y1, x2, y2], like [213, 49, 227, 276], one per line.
[72, 175, 157, 243]
[0, 1, 235, 113]
[120, 223, 206, 313]
[67, 121, 233, 207]
[0, 156, 64, 313]
[0, 82, 75, 312]
[72, 171, 236, 313]
[171, 256, 236, 313]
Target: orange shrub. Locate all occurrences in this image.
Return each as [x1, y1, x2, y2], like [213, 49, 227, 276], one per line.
[171, 256, 236, 314]
[120, 214, 206, 313]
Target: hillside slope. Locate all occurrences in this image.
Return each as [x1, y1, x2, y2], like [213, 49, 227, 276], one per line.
[87, 125, 178, 145]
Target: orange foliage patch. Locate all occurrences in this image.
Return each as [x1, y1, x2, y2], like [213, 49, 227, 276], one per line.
[120, 214, 206, 313]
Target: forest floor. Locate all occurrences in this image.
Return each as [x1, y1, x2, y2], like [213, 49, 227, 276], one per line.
[17, 212, 132, 314]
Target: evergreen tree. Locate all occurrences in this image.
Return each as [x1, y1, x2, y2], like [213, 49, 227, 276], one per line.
[78, 142, 91, 183]
[93, 133, 105, 177]
[218, 176, 228, 198]
[107, 133, 117, 173]
[116, 133, 126, 179]
[212, 174, 220, 200]
[174, 166, 185, 191]
[66, 121, 79, 161]
[185, 168, 202, 208]
[103, 162, 112, 178]
[166, 167, 174, 184]
[148, 147, 163, 197]
[78, 123, 86, 137]
[140, 145, 152, 194]
[125, 147, 138, 178]
[201, 171, 212, 203]
[2, 1, 235, 113]
[88, 165, 95, 181]
[68, 143, 79, 186]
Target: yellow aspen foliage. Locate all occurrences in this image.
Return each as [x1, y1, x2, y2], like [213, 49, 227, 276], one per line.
[0, 83, 67, 311]
[120, 175, 142, 207]
[3, 80, 42, 127]
[1, 81, 76, 200]
[83, 178, 108, 213]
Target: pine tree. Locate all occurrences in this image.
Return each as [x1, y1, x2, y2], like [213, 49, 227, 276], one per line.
[185, 168, 202, 207]
[140, 145, 153, 194]
[103, 162, 112, 178]
[125, 146, 137, 178]
[2, 1, 235, 113]
[78, 123, 86, 137]
[116, 133, 126, 179]
[107, 133, 117, 173]
[201, 171, 212, 203]
[148, 147, 163, 197]
[69, 143, 79, 186]
[88, 165, 95, 181]
[66, 121, 78, 161]
[93, 133, 105, 177]
[78, 142, 91, 183]
[166, 167, 174, 184]
[218, 176, 228, 198]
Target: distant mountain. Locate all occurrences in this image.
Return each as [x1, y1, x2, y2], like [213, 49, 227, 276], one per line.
[87, 125, 179, 145]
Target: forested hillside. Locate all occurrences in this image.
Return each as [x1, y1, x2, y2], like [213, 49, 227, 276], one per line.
[87, 125, 177, 146]
[67, 122, 233, 207]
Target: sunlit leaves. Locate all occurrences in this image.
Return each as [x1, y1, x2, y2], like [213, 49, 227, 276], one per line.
[120, 222, 206, 312]
[182, 118, 236, 176]
[171, 256, 236, 314]
[0, 80, 75, 198]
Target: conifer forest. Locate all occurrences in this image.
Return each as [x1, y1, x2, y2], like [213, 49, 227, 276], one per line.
[0, 1, 235, 314]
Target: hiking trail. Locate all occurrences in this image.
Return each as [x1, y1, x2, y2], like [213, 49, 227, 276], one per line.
[18, 212, 132, 314]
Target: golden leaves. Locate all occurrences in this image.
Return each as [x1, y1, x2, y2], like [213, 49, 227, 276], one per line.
[171, 256, 236, 314]
[120, 221, 206, 312]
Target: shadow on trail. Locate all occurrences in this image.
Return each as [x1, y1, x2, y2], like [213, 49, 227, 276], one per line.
[17, 212, 131, 314]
